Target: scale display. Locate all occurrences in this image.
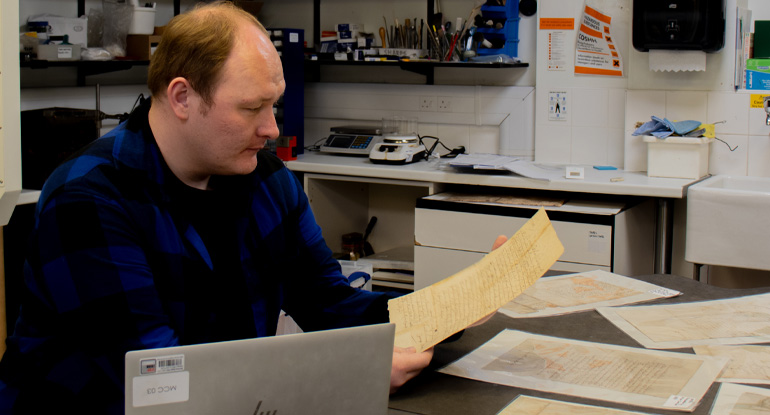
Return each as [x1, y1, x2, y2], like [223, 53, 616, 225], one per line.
[320, 134, 384, 155]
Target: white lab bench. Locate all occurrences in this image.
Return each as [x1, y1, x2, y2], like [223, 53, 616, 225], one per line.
[286, 152, 703, 288]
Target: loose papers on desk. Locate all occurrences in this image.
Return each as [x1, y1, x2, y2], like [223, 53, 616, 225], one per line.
[500, 270, 681, 319]
[448, 154, 563, 181]
[692, 345, 770, 385]
[388, 208, 564, 352]
[709, 383, 770, 414]
[499, 395, 656, 415]
[439, 330, 727, 413]
[596, 292, 770, 349]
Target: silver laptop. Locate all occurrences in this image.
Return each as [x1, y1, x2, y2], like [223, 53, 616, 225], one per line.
[125, 323, 395, 414]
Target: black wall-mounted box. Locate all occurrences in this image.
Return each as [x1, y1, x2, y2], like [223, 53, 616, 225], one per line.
[632, 0, 725, 53]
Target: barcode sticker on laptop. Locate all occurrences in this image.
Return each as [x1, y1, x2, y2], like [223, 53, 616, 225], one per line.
[140, 354, 185, 375]
[132, 371, 190, 407]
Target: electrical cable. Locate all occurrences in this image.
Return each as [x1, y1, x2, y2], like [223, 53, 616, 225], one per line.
[418, 135, 466, 158]
[305, 137, 328, 152]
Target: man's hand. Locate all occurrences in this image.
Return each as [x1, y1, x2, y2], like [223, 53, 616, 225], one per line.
[390, 346, 434, 394]
[389, 234, 507, 393]
[492, 234, 508, 251]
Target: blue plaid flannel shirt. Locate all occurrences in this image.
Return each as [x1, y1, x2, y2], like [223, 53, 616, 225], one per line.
[0, 101, 393, 413]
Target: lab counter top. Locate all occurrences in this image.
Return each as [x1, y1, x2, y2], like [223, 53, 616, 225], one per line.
[387, 273, 770, 415]
[287, 152, 702, 199]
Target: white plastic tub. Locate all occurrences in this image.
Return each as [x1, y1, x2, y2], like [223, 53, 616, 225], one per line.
[129, 6, 156, 35]
[643, 136, 713, 180]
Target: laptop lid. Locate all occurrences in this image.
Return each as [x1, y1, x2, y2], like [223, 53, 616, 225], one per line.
[125, 323, 395, 415]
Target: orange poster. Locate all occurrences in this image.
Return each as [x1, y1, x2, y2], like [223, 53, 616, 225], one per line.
[574, 5, 623, 77]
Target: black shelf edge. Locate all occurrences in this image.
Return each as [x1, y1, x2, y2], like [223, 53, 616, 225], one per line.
[304, 59, 528, 84]
[21, 59, 150, 86]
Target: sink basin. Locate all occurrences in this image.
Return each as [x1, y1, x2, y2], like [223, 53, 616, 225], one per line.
[686, 175, 770, 270]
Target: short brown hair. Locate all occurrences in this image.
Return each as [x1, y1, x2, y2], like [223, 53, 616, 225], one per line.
[147, 1, 267, 106]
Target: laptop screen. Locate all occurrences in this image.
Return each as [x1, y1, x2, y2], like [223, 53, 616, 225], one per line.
[125, 323, 395, 414]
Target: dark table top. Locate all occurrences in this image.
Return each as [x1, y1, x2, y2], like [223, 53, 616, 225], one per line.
[388, 274, 770, 415]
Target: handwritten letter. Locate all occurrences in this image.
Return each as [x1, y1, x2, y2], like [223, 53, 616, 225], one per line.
[389, 208, 564, 351]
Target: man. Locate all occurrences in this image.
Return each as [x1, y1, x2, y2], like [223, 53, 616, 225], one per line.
[0, 3, 432, 412]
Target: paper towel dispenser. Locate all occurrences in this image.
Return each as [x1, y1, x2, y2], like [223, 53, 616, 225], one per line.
[632, 0, 725, 53]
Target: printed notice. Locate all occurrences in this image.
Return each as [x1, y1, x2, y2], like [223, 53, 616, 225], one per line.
[574, 5, 623, 77]
[547, 31, 567, 71]
[439, 330, 727, 412]
[388, 209, 564, 352]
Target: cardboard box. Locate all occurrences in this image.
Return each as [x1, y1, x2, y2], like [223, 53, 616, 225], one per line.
[746, 58, 770, 72]
[746, 69, 770, 89]
[126, 35, 162, 60]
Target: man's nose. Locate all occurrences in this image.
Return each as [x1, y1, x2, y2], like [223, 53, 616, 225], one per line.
[261, 108, 281, 140]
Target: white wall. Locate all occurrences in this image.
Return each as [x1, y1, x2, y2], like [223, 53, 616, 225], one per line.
[18, 0, 770, 286]
[304, 83, 535, 156]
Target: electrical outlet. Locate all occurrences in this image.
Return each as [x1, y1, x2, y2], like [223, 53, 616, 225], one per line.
[438, 97, 451, 112]
[420, 96, 436, 111]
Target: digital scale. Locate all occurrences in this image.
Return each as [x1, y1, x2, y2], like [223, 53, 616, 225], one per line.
[319, 125, 427, 164]
[319, 126, 385, 155]
[368, 134, 427, 165]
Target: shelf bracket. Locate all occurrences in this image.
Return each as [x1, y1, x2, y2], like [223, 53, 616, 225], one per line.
[398, 62, 434, 85]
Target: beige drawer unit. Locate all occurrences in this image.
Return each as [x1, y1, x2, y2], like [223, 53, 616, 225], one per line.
[414, 193, 655, 290]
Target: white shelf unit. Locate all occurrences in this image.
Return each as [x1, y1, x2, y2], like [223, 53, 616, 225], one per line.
[413, 196, 656, 290]
[302, 172, 443, 290]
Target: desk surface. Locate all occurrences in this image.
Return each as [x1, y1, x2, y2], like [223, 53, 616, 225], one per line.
[387, 274, 770, 415]
[287, 153, 702, 198]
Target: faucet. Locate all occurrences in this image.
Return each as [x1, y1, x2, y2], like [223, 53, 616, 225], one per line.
[764, 96, 770, 126]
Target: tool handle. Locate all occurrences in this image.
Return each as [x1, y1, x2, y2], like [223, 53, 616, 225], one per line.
[379, 27, 387, 48]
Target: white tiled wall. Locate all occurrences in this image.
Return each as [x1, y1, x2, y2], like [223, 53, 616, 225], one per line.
[303, 83, 536, 158]
[535, 87, 627, 166]
[625, 90, 770, 177]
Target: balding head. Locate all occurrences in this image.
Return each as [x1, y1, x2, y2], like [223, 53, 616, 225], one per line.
[147, 1, 268, 106]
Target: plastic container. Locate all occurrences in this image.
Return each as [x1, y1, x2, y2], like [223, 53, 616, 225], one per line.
[128, 6, 156, 35]
[643, 136, 714, 179]
[476, 1, 520, 57]
[339, 260, 373, 291]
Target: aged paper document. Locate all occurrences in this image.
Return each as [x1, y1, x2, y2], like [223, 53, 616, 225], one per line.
[439, 330, 727, 412]
[710, 383, 770, 415]
[498, 395, 655, 415]
[693, 345, 770, 385]
[596, 293, 770, 349]
[499, 270, 681, 318]
[389, 208, 564, 352]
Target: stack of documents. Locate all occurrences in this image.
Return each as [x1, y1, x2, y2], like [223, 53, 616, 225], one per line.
[449, 153, 564, 181]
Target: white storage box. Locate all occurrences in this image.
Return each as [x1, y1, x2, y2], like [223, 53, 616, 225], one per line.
[29, 15, 88, 47]
[37, 44, 81, 61]
[129, 5, 156, 35]
[643, 136, 713, 180]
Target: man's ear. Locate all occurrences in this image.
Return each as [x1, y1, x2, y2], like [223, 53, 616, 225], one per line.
[167, 77, 192, 120]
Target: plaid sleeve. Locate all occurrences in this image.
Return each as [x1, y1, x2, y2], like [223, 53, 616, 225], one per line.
[18, 187, 179, 397]
[271, 168, 396, 331]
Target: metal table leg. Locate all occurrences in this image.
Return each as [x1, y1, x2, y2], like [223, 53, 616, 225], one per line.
[654, 198, 674, 274]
